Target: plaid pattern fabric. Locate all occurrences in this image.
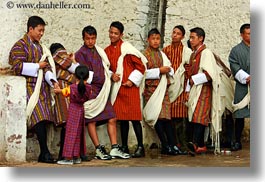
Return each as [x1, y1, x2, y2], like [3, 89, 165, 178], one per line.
[105, 40, 146, 120]
[9, 34, 54, 130]
[62, 84, 92, 158]
[143, 47, 171, 120]
[75, 45, 116, 123]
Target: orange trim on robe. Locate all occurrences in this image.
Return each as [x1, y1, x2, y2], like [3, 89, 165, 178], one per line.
[105, 40, 146, 120]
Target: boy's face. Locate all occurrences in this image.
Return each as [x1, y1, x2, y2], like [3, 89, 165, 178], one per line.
[189, 32, 203, 50]
[171, 28, 184, 44]
[109, 26, 123, 44]
[83, 32, 96, 48]
[28, 24, 45, 42]
[147, 34, 161, 49]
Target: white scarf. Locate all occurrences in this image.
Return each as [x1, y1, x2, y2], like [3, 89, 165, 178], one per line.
[232, 86, 250, 112]
[143, 51, 172, 128]
[84, 45, 111, 119]
[110, 41, 147, 105]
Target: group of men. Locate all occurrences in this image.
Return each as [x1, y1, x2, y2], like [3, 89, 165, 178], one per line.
[8, 15, 250, 164]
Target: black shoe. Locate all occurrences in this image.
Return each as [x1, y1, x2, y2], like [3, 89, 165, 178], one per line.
[161, 145, 178, 155]
[231, 142, 242, 151]
[80, 155, 92, 161]
[131, 146, 145, 158]
[121, 145, 129, 154]
[38, 153, 57, 163]
[187, 142, 197, 157]
[173, 146, 188, 155]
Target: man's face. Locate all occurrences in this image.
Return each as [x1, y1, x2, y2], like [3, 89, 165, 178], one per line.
[109, 26, 123, 44]
[241, 28, 250, 45]
[83, 32, 96, 48]
[171, 28, 184, 43]
[147, 34, 161, 49]
[189, 32, 203, 50]
[28, 25, 45, 42]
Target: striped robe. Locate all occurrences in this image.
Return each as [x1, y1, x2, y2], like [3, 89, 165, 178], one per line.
[9, 34, 54, 130]
[53, 49, 76, 126]
[62, 84, 92, 158]
[163, 43, 188, 118]
[105, 40, 146, 120]
[187, 45, 212, 126]
[143, 47, 171, 120]
[75, 45, 116, 123]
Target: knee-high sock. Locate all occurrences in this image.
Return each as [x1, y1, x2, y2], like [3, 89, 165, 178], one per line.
[225, 113, 234, 145]
[235, 118, 245, 143]
[120, 120, 129, 147]
[58, 126, 66, 158]
[34, 121, 49, 155]
[193, 123, 205, 147]
[164, 120, 176, 146]
[131, 121, 143, 147]
[155, 120, 167, 147]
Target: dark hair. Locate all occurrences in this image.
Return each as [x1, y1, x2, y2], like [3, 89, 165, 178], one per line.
[110, 21, 124, 34]
[173, 25, 185, 36]
[75, 65, 89, 96]
[82, 25, 97, 39]
[49, 43, 65, 55]
[187, 39, 191, 49]
[240, 23, 250, 34]
[148, 28, 161, 38]
[27, 16, 46, 33]
[190, 27, 205, 42]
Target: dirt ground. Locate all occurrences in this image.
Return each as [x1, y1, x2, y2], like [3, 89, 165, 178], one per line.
[0, 142, 250, 168]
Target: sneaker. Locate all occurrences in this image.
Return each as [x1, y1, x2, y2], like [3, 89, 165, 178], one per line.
[110, 145, 130, 159]
[95, 145, 112, 160]
[73, 158, 82, 164]
[57, 159, 74, 165]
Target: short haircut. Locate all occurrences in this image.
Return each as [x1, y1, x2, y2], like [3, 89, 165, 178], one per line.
[190, 27, 205, 42]
[110, 21, 124, 34]
[240, 23, 250, 34]
[49, 43, 65, 55]
[148, 28, 161, 38]
[27, 16, 46, 32]
[82, 25, 97, 39]
[173, 25, 185, 36]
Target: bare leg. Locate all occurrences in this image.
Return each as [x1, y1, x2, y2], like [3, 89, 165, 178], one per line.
[107, 118, 117, 145]
[87, 122, 100, 147]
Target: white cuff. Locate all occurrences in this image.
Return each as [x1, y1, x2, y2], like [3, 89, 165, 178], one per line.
[168, 67, 174, 77]
[109, 70, 113, 77]
[235, 69, 250, 84]
[21, 63, 39, 77]
[185, 79, 190, 92]
[145, 68, 160, 79]
[45, 71, 57, 87]
[68, 63, 80, 73]
[191, 73, 208, 85]
[128, 70, 144, 87]
[87, 71, 94, 84]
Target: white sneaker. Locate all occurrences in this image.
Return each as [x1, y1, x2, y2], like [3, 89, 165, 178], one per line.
[110, 146, 130, 159]
[73, 158, 82, 164]
[95, 145, 112, 160]
[57, 159, 74, 165]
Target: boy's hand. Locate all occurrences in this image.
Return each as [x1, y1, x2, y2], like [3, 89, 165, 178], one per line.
[159, 66, 171, 74]
[122, 80, 133, 87]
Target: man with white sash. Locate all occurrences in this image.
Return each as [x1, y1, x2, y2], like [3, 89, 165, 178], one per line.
[75, 25, 129, 159]
[105, 21, 146, 158]
[163, 25, 192, 151]
[229, 23, 250, 151]
[185, 27, 220, 155]
[9, 16, 58, 163]
[142, 28, 181, 155]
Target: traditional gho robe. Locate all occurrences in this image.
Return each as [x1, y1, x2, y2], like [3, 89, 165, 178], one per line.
[53, 48, 78, 126]
[75, 45, 116, 123]
[104, 40, 146, 121]
[163, 43, 192, 118]
[9, 34, 56, 130]
[62, 84, 92, 158]
[142, 47, 174, 128]
[229, 41, 250, 118]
